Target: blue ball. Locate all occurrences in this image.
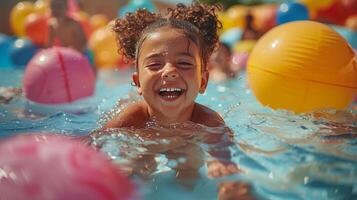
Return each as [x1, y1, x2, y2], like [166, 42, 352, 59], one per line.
[10, 38, 40, 68]
[0, 34, 14, 68]
[118, 0, 156, 17]
[276, 2, 309, 25]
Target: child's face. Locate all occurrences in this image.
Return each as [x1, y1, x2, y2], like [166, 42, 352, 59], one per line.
[133, 27, 208, 119]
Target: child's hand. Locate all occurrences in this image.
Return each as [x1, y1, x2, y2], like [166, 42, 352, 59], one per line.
[218, 181, 256, 200]
[207, 160, 240, 178]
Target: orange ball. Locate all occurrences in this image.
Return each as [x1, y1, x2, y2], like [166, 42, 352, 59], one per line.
[25, 13, 49, 46]
[89, 27, 119, 68]
[251, 4, 277, 33]
[90, 14, 109, 31]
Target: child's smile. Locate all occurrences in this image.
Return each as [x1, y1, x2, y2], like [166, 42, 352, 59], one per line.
[133, 27, 208, 122]
[157, 87, 185, 101]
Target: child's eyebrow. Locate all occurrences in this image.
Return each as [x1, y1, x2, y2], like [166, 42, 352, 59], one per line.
[145, 53, 164, 60]
[144, 52, 194, 60]
[177, 52, 194, 58]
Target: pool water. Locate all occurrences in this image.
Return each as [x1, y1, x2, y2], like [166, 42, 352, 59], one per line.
[0, 68, 356, 200]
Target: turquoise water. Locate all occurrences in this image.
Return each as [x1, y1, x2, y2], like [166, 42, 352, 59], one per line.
[0, 68, 356, 200]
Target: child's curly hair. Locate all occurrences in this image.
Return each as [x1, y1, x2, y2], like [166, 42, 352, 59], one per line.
[112, 3, 222, 71]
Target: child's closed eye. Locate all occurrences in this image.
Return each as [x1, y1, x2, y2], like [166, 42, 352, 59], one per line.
[146, 63, 162, 70]
[177, 61, 194, 69]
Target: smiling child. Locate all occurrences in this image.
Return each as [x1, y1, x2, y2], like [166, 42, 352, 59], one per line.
[96, 2, 242, 192]
[105, 3, 224, 128]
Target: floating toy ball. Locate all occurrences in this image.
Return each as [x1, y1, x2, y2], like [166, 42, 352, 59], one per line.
[24, 13, 49, 46]
[23, 47, 96, 104]
[0, 134, 135, 200]
[34, 0, 49, 14]
[247, 21, 357, 113]
[89, 27, 119, 68]
[10, 1, 36, 36]
[316, 0, 357, 25]
[299, 0, 335, 10]
[232, 52, 249, 71]
[233, 40, 257, 54]
[251, 4, 277, 33]
[90, 14, 109, 31]
[331, 25, 357, 49]
[10, 38, 40, 67]
[276, 2, 309, 25]
[226, 5, 248, 28]
[0, 34, 14, 68]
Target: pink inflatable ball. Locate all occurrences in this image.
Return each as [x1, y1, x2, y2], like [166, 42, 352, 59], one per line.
[23, 47, 96, 104]
[0, 134, 136, 200]
[232, 52, 249, 71]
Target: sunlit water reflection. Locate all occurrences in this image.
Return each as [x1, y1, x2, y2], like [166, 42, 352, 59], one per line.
[1, 68, 356, 200]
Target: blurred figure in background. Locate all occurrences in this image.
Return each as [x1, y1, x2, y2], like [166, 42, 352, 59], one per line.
[46, 0, 86, 53]
[208, 42, 238, 82]
[241, 10, 261, 40]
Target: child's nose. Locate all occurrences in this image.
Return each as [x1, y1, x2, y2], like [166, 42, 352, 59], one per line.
[162, 63, 179, 79]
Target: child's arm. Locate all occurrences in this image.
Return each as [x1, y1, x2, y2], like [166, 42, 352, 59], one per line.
[191, 103, 240, 178]
[205, 128, 240, 178]
[103, 101, 149, 129]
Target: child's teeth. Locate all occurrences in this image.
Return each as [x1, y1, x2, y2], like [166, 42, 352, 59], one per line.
[160, 88, 182, 92]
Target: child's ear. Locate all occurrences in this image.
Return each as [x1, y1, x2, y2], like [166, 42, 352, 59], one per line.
[199, 71, 209, 94]
[132, 72, 142, 95]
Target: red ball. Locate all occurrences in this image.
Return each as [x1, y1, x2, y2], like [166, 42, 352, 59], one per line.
[317, 0, 357, 25]
[0, 134, 136, 200]
[25, 13, 49, 46]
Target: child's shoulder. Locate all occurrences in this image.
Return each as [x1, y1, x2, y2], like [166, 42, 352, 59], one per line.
[192, 103, 225, 127]
[104, 100, 149, 129]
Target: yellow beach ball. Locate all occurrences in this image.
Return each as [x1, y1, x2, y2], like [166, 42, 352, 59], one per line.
[10, 1, 36, 36]
[299, 0, 335, 10]
[233, 40, 257, 54]
[88, 26, 119, 68]
[90, 14, 109, 31]
[247, 21, 357, 113]
[218, 5, 248, 32]
[34, 0, 49, 14]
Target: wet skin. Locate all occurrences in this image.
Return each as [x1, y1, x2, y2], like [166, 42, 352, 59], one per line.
[133, 26, 209, 124]
[100, 26, 240, 189]
[47, 0, 87, 53]
[105, 27, 225, 128]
